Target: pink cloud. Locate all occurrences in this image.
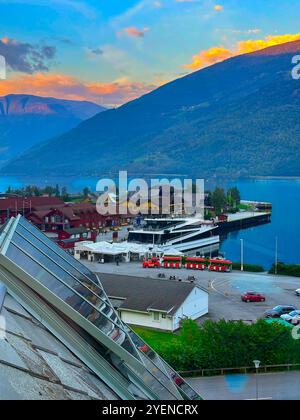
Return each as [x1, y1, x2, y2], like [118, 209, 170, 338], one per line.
[123, 26, 150, 38]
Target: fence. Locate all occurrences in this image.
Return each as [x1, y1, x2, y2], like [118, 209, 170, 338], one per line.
[179, 363, 300, 377]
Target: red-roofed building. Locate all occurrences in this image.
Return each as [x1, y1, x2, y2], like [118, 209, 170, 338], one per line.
[0, 196, 64, 225]
[0, 197, 128, 248]
[27, 202, 121, 233]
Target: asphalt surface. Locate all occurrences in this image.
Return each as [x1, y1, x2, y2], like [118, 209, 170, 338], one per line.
[188, 371, 300, 400]
[83, 260, 300, 323]
[82, 260, 300, 400]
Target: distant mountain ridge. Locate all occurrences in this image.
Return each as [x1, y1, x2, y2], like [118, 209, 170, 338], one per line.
[0, 94, 105, 166]
[3, 40, 300, 178]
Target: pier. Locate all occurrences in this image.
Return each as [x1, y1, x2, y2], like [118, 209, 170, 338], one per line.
[215, 211, 271, 233]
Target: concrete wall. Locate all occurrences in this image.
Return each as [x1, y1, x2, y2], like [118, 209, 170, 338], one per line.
[119, 310, 173, 331]
[173, 287, 208, 330]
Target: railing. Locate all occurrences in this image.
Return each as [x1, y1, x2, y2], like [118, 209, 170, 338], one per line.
[179, 363, 300, 378]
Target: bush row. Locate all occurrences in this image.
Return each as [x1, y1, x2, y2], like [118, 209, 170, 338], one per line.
[269, 263, 300, 278]
[150, 319, 300, 372]
[232, 262, 265, 272]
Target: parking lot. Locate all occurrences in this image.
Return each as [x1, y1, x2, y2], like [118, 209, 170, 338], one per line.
[83, 260, 300, 323]
[200, 271, 300, 323]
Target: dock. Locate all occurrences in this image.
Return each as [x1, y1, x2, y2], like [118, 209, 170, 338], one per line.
[215, 211, 271, 233]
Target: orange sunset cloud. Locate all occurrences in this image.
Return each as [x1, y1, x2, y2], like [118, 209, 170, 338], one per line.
[185, 33, 300, 70]
[0, 73, 158, 107]
[214, 5, 223, 11]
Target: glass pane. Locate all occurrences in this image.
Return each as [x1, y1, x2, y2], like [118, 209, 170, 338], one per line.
[6, 243, 116, 335]
[12, 231, 107, 310]
[18, 219, 96, 280]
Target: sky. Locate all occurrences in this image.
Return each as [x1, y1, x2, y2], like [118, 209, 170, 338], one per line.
[0, 0, 300, 107]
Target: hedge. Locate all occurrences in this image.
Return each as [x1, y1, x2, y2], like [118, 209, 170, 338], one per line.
[144, 319, 300, 372]
[269, 263, 300, 277]
[232, 262, 265, 272]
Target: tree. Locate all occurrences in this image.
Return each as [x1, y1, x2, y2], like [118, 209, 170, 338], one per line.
[211, 187, 227, 215]
[55, 184, 60, 197]
[227, 187, 241, 208]
[44, 186, 56, 197]
[61, 187, 69, 201]
[83, 187, 91, 198]
[147, 319, 300, 372]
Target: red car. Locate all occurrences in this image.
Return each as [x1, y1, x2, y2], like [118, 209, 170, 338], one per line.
[241, 291, 266, 303]
[138, 344, 150, 353]
[143, 257, 161, 268]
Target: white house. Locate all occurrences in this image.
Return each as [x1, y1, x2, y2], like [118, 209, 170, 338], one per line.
[100, 274, 209, 332]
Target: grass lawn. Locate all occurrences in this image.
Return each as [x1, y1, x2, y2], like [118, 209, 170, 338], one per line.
[130, 326, 180, 350]
[237, 204, 254, 211]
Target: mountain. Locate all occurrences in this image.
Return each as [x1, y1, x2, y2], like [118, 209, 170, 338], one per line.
[0, 94, 105, 166]
[3, 40, 300, 178]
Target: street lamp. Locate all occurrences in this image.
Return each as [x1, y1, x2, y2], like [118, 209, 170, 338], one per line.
[253, 360, 261, 400]
[240, 239, 244, 272]
[275, 236, 278, 275]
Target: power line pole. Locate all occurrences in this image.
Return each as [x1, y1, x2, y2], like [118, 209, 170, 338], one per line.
[240, 238, 244, 271]
[275, 236, 278, 275]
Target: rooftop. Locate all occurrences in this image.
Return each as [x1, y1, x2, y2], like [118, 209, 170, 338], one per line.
[100, 274, 207, 316]
[0, 197, 64, 212]
[0, 290, 117, 400]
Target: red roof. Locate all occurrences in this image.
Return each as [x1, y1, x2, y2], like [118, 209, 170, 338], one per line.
[30, 210, 53, 219]
[186, 257, 207, 263]
[61, 207, 80, 221]
[209, 258, 232, 265]
[0, 196, 64, 211]
[68, 203, 98, 214]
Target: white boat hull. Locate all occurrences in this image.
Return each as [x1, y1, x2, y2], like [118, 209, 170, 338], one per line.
[162, 235, 220, 253]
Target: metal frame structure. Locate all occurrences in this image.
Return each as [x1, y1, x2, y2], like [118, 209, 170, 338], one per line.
[0, 215, 202, 401]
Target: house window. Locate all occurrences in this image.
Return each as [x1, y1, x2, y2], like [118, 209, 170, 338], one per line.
[153, 312, 159, 321]
[162, 314, 166, 319]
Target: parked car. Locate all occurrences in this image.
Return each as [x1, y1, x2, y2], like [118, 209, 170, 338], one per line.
[295, 289, 300, 297]
[264, 305, 296, 319]
[241, 291, 266, 303]
[281, 310, 300, 325]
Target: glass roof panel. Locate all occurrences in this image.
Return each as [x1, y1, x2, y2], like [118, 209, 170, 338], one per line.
[1, 217, 200, 400]
[15, 226, 107, 297]
[18, 218, 96, 280]
[12, 231, 108, 308]
[6, 243, 121, 336]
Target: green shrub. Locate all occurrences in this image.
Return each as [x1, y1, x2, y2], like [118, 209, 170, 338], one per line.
[269, 263, 300, 277]
[138, 319, 300, 372]
[232, 262, 265, 272]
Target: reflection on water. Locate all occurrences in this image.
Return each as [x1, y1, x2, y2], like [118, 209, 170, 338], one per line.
[219, 179, 300, 269]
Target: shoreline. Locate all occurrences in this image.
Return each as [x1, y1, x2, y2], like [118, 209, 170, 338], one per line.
[248, 176, 300, 180]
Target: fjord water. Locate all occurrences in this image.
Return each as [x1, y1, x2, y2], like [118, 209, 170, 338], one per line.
[219, 179, 300, 269]
[0, 176, 299, 270]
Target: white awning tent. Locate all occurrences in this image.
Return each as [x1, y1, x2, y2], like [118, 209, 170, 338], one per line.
[74, 241, 164, 262]
[162, 247, 184, 257]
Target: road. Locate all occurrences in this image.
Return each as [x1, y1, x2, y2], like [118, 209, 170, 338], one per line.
[188, 371, 300, 400]
[83, 260, 300, 323]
